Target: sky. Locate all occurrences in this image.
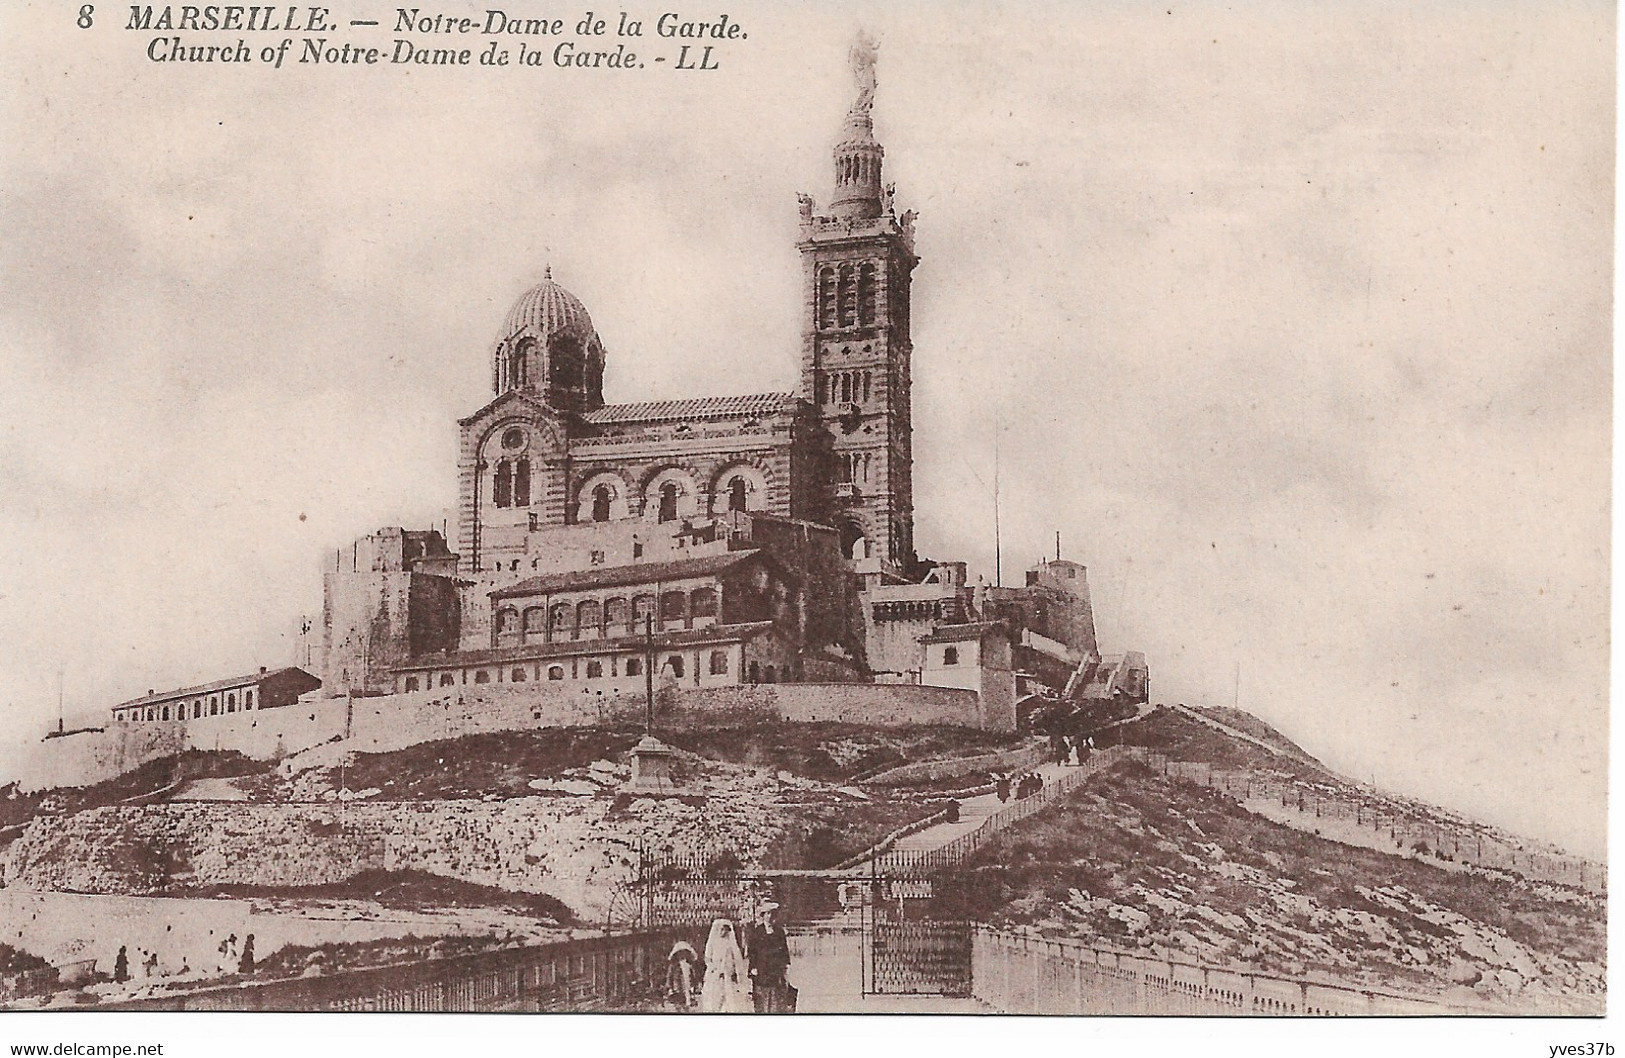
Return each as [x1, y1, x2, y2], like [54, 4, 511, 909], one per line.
[0, 0, 1612, 858]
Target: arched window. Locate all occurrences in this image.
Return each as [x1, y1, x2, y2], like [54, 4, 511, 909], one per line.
[586, 660, 603, 678]
[474, 670, 491, 684]
[494, 460, 512, 508]
[943, 646, 960, 666]
[523, 608, 546, 637]
[576, 599, 601, 637]
[162, 705, 170, 721]
[405, 676, 420, 692]
[764, 665, 777, 684]
[632, 594, 656, 630]
[626, 657, 643, 677]
[816, 375, 828, 404]
[511, 667, 528, 683]
[440, 673, 455, 687]
[497, 608, 520, 635]
[605, 597, 629, 632]
[691, 587, 718, 619]
[660, 591, 687, 624]
[550, 603, 573, 639]
[858, 263, 877, 327]
[748, 661, 760, 684]
[658, 482, 679, 522]
[838, 264, 857, 328]
[709, 651, 729, 675]
[728, 476, 748, 512]
[506, 345, 523, 390]
[818, 267, 837, 330]
[547, 666, 565, 681]
[664, 655, 685, 679]
[246, 689, 254, 708]
[592, 485, 612, 523]
[514, 459, 531, 507]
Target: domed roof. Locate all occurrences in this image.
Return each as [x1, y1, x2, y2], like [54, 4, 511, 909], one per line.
[499, 268, 598, 343]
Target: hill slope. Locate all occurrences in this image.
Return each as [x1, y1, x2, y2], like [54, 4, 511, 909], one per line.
[964, 709, 1604, 1014]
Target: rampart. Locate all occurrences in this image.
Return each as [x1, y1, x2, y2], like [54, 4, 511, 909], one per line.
[5, 683, 985, 793]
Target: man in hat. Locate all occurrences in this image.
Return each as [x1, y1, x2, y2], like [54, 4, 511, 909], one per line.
[744, 902, 792, 1012]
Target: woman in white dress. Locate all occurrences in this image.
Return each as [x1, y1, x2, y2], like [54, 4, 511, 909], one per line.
[698, 919, 752, 1013]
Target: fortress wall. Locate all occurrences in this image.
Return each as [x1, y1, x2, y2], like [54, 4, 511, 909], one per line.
[180, 699, 351, 759]
[7, 683, 991, 794]
[5, 725, 187, 794]
[768, 684, 981, 727]
[343, 685, 647, 753]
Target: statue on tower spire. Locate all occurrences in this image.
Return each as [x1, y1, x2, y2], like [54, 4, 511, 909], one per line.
[848, 30, 878, 115]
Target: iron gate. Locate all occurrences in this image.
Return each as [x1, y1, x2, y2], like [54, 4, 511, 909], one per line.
[860, 859, 973, 997]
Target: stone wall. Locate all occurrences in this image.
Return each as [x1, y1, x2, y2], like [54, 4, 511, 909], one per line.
[5, 683, 990, 794]
[2, 701, 354, 795]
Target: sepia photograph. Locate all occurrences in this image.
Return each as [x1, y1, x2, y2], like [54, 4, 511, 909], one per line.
[0, 0, 1612, 1048]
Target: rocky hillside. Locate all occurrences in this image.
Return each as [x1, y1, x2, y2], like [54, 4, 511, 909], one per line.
[2, 722, 988, 918]
[964, 709, 1605, 1014]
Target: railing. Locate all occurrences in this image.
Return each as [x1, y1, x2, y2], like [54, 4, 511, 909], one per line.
[1144, 752, 1605, 894]
[94, 931, 677, 1013]
[871, 747, 1138, 875]
[969, 928, 1554, 1016]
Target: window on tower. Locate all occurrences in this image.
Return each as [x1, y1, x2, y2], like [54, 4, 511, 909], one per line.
[592, 484, 612, 522]
[859, 263, 876, 327]
[514, 459, 531, 506]
[658, 482, 679, 522]
[818, 267, 837, 330]
[728, 476, 748, 512]
[838, 264, 857, 328]
[494, 460, 513, 508]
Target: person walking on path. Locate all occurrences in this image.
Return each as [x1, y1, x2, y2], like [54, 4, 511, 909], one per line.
[699, 920, 751, 1013]
[666, 940, 700, 1010]
[745, 903, 793, 1013]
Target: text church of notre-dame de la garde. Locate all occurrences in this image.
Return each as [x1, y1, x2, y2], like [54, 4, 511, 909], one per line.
[110, 42, 1145, 737]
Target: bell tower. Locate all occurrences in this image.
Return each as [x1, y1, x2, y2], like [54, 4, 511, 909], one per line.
[797, 32, 919, 576]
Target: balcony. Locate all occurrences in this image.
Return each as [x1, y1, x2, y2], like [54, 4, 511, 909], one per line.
[833, 482, 858, 500]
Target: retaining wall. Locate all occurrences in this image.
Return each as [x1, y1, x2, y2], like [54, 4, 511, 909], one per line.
[7, 683, 989, 794]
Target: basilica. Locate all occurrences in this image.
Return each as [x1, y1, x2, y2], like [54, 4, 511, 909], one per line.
[304, 40, 1122, 723]
[106, 43, 1137, 735]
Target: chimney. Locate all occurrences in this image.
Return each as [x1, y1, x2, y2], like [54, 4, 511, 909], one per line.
[259, 666, 267, 676]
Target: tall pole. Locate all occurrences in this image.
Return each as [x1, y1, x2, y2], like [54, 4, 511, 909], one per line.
[1055, 530, 1061, 563]
[993, 412, 1002, 588]
[644, 613, 655, 734]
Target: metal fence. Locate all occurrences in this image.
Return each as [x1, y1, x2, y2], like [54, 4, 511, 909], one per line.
[96, 930, 677, 1012]
[870, 747, 1138, 875]
[970, 928, 1515, 1016]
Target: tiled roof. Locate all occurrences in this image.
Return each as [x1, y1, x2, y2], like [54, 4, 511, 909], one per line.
[491, 551, 764, 598]
[583, 393, 798, 425]
[393, 621, 778, 671]
[113, 667, 317, 709]
[919, 621, 1009, 644]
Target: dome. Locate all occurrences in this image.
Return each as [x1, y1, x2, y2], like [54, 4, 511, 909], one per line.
[491, 267, 607, 413]
[498, 269, 598, 343]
